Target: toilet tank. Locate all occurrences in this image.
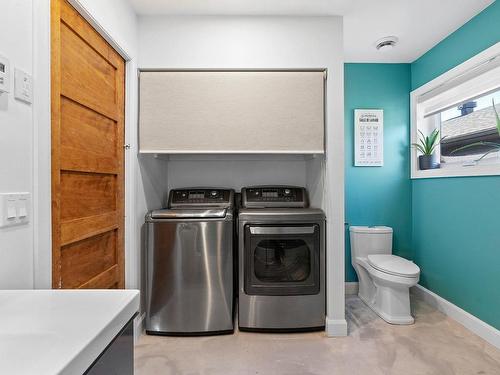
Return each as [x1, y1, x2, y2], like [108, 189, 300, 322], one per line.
[349, 226, 393, 260]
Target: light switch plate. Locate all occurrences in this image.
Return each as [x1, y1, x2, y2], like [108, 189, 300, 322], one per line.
[14, 68, 32, 103]
[0, 54, 10, 93]
[0, 193, 30, 228]
[16, 193, 30, 225]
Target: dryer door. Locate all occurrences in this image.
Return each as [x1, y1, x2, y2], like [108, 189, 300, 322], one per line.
[244, 224, 320, 296]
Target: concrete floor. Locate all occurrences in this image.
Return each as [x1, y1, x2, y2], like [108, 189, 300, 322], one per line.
[135, 295, 500, 375]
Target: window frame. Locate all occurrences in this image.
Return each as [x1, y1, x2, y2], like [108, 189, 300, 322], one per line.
[410, 42, 500, 179]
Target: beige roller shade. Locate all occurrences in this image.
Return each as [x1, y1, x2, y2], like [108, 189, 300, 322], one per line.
[139, 70, 325, 153]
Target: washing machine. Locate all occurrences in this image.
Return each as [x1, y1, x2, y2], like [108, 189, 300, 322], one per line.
[238, 186, 326, 331]
[145, 188, 234, 335]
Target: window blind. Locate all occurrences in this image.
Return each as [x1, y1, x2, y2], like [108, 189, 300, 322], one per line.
[419, 57, 500, 118]
[139, 70, 325, 153]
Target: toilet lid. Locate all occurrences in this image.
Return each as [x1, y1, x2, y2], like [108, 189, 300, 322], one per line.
[367, 255, 420, 278]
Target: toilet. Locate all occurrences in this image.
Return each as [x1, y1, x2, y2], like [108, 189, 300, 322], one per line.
[350, 226, 420, 324]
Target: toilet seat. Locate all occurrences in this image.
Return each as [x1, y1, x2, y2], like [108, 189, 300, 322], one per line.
[367, 254, 420, 278]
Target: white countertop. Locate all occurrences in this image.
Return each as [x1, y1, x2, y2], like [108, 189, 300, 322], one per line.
[0, 289, 140, 375]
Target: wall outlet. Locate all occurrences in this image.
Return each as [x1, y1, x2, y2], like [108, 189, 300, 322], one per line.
[0, 193, 30, 228]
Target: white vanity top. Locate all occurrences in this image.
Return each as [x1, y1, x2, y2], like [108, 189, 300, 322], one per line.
[0, 289, 139, 375]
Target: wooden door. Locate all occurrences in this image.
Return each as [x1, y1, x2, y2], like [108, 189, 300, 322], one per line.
[51, 0, 125, 289]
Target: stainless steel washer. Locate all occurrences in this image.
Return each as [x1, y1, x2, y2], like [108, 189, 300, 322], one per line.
[145, 188, 234, 335]
[238, 186, 326, 331]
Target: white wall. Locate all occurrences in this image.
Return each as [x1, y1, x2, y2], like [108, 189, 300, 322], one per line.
[0, 0, 34, 289]
[306, 157, 326, 209]
[166, 155, 307, 191]
[138, 16, 346, 335]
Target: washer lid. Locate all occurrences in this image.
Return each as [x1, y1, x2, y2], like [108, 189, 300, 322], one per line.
[150, 208, 227, 219]
[367, 255, 420, 278]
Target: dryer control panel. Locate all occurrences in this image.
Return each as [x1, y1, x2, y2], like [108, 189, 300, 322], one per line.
[168, 188, 234, 208]
[241, 186, 308, 208]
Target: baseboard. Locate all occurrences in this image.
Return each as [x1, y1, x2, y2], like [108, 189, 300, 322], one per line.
[345, 282, 359, 295]
[325, 317, 348, 337]
[133, 312, 145, 344]
[413, 284, 500, 350]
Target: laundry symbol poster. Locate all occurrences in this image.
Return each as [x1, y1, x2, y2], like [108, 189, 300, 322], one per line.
[354, 109, 384, 167]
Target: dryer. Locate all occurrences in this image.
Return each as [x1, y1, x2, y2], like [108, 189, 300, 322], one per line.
[238, 186, 326, 331]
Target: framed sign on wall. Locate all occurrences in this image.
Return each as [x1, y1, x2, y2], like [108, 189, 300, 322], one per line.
[354, 109, 384, 167]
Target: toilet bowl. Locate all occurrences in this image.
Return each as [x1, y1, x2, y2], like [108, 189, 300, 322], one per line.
[350, 226, 420, 325]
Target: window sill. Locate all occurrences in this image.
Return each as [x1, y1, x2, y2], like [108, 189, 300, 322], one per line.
[411, 163, 500, 179]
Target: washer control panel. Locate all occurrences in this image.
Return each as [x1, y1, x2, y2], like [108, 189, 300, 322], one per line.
[169, 188, 234, 208]
[241, 186, 308, 208]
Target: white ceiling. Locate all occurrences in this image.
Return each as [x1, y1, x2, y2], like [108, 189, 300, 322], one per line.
[128, 0, 493, 62]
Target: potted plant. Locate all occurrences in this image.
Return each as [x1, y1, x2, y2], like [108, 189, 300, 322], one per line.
[412, 129, 441, 170]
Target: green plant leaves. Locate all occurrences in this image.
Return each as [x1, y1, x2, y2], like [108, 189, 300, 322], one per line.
[451, 141, 500, 155]
[477, 145, 500, 161]
[411, 143, 426, 155]
[414, 129, 440, 155]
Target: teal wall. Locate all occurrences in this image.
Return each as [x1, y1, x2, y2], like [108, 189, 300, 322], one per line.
[411, 1, 500, 90]
[411, 2, 500, 329]
[344, 64, 412, 282]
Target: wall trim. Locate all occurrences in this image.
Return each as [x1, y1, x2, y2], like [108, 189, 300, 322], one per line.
[325, 317, 348, 337]
[345, 282, 359, 295]
[32, 0, 52, 288]
[413, 284, 500, 350]
[133, 312, 145, 344]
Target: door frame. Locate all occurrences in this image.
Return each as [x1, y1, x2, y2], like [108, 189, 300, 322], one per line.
[33, 0, 136, 289]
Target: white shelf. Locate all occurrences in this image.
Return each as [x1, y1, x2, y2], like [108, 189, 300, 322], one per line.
[146, 153, 323, 162]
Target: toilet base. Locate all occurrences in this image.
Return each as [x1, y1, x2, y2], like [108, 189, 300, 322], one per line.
[358, 293, 414, 325]
[354, 257, 419, 325]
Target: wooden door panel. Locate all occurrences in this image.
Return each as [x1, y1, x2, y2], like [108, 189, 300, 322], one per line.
[60, 98, 118, 174]
[60, 212, 118, 246]
[52, 0, 125, 289]
[60, 172, 116, 221]
[79, 265, 119, 289]
[60, 22, 118, 120]
[59, 2, 113, 61]
[61, 231, 117, 288]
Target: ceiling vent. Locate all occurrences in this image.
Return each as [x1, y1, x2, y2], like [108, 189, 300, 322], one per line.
[375, 36, 399, 51]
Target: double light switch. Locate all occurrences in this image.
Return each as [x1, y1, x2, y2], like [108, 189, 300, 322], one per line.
[0, 193, 30, 228]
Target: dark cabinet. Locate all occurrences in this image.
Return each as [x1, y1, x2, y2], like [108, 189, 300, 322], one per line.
[85, 317, 135, 375]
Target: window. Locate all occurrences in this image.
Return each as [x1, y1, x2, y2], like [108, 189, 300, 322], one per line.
[437, 89, 500, 166]
[411, 42, 500, 178]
